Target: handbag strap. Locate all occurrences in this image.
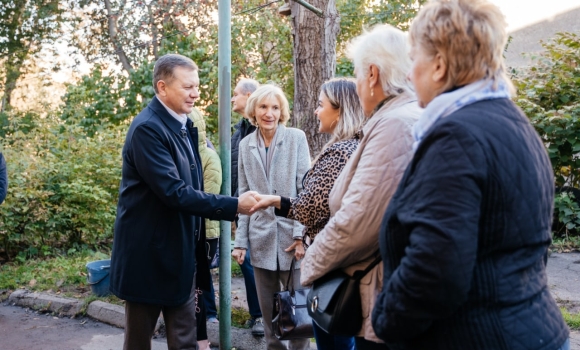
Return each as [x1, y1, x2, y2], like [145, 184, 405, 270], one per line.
[284, 257, 297, 295]
[352, 250, 382, 281]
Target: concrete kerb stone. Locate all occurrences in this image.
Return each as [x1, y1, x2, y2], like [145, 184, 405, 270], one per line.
[8, 289, 83, 317]
[86, 300, 126, 328]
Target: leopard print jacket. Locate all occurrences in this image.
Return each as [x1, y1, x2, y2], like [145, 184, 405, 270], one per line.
[286, 132, 361, 243]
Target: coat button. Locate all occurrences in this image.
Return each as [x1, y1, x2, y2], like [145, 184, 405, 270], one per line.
[216, 209, 223, 215]
[190, 164, 196, 170]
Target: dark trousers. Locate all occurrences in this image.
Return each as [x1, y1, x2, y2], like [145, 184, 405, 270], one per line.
[355, 337, 389, 350]
[312, 321, 355, 350]
[240, 247, 262, 318]
[202, 272, 218, 319]
[197, 291, 207, 341]
[124, 276, 198, 350]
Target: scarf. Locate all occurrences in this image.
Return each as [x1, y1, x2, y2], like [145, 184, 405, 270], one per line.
[412, 78, 512, 151]
[257, 126, 281, 179]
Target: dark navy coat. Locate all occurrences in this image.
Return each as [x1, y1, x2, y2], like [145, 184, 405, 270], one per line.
[373, 99, 569, 349]
[110, 96, 237, 306]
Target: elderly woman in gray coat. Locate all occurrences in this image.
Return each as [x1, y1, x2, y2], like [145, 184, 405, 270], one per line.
[232, 84, 311, 350]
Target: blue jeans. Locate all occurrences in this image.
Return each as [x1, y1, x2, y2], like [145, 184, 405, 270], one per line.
[312, 321, 355, 350]
[558, 339, 570, 350]
[240, 247, 262, 318]
[202, 270, 218, 319]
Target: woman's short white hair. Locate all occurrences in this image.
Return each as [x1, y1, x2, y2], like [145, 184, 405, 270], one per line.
[347, 24, 414, 96]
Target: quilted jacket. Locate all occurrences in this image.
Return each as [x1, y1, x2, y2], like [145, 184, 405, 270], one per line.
[372, 98, 569, 350]
[300, 93, 421, 342]
[190, 108, 222, 239]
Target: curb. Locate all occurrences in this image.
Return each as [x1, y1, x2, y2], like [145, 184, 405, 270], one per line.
[8, 289, 82, 317]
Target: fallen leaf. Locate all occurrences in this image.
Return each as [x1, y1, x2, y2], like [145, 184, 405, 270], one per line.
[56, 279, 64, 287]
[29, 279, 36, 287]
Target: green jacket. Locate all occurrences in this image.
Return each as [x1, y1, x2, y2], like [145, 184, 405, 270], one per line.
[190, 108, 222, 239]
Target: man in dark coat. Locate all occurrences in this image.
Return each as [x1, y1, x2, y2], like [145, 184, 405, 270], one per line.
[0, 152, 7, 204]
[229, 78, 265, 336]
[110, 54, 257, 350]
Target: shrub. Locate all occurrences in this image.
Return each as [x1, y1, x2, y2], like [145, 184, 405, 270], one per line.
[0, 111, 124, 259]
[513, 32, 580, 188]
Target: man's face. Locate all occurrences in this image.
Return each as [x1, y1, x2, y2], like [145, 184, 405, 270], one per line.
[231, 83, 250, 117]
[157, 67, 200, 115]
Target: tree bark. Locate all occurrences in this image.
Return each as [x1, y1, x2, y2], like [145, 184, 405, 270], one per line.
[291, 0, 340, 157]
[104, 0, 133, 72]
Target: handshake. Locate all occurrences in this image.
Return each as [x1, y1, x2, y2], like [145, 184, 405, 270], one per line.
[236, 191, 281, 216]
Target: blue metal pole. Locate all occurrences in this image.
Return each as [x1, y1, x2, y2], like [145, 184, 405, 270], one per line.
[217, 0, 232, 347]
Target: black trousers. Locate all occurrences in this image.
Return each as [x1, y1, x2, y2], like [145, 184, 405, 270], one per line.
[124, 275, 198, 350]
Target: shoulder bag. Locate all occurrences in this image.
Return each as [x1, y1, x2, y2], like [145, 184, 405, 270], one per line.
[307, 252, 382, 336]
[272, 257, 314, 340]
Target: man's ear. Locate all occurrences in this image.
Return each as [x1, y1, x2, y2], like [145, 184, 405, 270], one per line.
[432, 53, 447, 84]
[157, 80, 167, 96]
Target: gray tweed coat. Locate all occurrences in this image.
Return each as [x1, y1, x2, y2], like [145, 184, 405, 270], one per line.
[234, 124, 311, 271]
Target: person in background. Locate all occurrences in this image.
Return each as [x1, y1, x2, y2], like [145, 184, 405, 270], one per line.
[299, 25, 422, 350]
[0, 152, 7, 204]
[250, 77, 366, 350]
[371, 1, 570, 349]
[109, 54, 258, 350]
[232, 84, 311, 350]
[230, 77, 264, 336]
[190, 107, 221, 350]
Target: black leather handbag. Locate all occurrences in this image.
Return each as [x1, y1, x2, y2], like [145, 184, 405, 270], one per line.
[307, 252, 382, 336]
[272, 258, 314, 340]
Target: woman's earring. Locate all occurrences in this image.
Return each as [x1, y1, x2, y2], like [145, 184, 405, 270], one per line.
[330, 119, 338, 129]
[370, 86, 374, 97]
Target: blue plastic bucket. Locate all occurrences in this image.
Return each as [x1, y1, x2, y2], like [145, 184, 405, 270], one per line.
[86, 259, 111, 297]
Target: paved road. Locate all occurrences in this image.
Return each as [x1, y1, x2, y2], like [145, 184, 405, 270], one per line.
[0, 304, 167, 350]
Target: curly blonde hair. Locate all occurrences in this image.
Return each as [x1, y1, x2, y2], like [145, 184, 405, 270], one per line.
[409, 0, 514, 92]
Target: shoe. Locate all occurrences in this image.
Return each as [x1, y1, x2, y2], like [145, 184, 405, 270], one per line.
[207, 317, 219, 324]
[250, 317, 265, 336]
[278, 2, 291, 16]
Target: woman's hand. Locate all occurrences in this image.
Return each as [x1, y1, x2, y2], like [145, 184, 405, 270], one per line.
[231, 248, 247, 265]
[285, 240, 305, 260]
[250, 194, 281, 212]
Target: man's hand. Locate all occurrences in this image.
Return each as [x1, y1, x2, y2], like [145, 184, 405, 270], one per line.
[232, 248, 247, 265]
[237, 191, 258, 215]
[250, 194, 281, 212]
[285, 240, 305, 260]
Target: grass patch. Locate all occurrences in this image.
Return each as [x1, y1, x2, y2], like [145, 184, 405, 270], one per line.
[231, 306, 251, 328]
[551, 236, 580, 253]
[231, 256, 243, 277]
[0, 250, 110, 297]
[561, 308, 580, 330]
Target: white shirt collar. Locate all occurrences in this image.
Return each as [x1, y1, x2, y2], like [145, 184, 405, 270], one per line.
[157, 96, 188, 127]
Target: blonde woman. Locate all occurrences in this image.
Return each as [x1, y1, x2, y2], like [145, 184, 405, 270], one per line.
[232, 84, 311, 350]
[250, 78, 366, 350]
[372, 1, 570, 349]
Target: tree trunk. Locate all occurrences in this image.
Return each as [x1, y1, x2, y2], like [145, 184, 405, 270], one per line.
[104, 0, 133, 73]
[290, 0, 340, 157]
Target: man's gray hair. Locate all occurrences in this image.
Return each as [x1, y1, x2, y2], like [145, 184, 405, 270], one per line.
[237, 78, 260, 95]
[153, 54, 198, 94]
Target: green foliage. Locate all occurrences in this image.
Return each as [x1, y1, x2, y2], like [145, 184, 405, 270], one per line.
[60, 64, 141, 134]
[513, 32, 580, 188]
[553, 192, 580, 238]
[0, 111, 124, 258]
